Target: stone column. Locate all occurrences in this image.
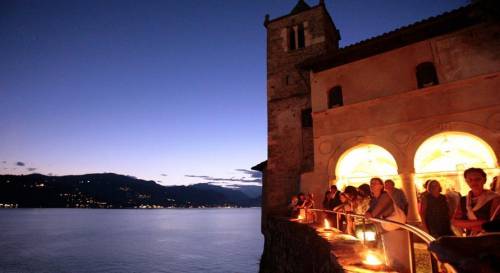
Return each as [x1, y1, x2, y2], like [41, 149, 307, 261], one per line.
[400, 173, 420, 224]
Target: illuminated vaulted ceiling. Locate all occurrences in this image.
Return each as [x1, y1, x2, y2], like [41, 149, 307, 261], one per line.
[414, 132, 497, 173]
[335, 144, 398, 188]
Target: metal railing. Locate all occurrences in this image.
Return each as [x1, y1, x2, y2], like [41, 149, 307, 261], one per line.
[302, 208, 457, 273]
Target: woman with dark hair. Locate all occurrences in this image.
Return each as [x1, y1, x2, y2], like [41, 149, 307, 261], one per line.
[365, 177, 410, 273]
[420, 180, 453, 238]
[353, 183, 373, 237]
[342, 186, 360, 235]
[333, 192, 350, 232]
[358, 184, 371, 199]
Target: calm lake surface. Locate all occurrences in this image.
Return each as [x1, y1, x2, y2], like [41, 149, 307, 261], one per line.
[0, 208, 263, 273]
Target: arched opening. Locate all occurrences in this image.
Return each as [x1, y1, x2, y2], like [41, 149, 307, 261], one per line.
[335, 144, 399, 190]
[414, 131, 498, 195]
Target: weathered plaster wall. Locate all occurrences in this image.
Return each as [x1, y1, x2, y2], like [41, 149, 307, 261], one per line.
[433, 24, 500, 83]
[304, 74, 500, 222]
[302, 23, 500, 222]
[311, 23, 500, 112]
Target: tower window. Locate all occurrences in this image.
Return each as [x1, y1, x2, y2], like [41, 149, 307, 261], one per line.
[289, 27, 296, 50]
[301, 108, 312, 128]
[416, 62, 438, 88]
[297, 24, 305, 49]
[288, 23, 305, 51]
[328, 86, 343, 108]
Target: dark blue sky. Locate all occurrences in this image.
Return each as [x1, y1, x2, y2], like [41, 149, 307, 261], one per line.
[0, 0, 468, 185]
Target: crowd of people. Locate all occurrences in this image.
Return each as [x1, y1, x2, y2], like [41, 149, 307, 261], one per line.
[287, 167, 499, 273]
[288, 167, 500, 238]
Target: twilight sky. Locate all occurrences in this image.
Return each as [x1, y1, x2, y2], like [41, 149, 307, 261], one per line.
[0, 0, 468, 186]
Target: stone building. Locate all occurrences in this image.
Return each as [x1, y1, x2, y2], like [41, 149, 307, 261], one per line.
[256, 0, 500, 226]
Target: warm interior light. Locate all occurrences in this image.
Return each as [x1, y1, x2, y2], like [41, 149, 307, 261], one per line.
[362, 250, 383, 266]
[356, 230, 376, 241]
[335, 144, 399, 189]
[297, 209, 305, 221]
[414, 132, 498, 195]
[415, 132, 496, 173]
[324, 219, 331, 230]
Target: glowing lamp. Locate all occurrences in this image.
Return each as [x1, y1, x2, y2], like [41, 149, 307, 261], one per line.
[324, 219, 331, 230]
[297, 209, 306, 222]
[362, 250, 384, 270]
[356, 230, 376, 241]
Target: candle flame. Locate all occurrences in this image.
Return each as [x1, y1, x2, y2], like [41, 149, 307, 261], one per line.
[363, 251, 383, 266]
[324, 219, 331, 229]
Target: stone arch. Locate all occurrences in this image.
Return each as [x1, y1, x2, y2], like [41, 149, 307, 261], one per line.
[326, 136, 406, 184]
[407, 122, 499, 195]
[406, 121, 500, 171]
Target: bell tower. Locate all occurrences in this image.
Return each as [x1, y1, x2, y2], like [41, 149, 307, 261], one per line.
[262, 0, 340, 226]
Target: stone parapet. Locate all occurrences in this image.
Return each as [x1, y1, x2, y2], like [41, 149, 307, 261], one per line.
[260, 217, 397, 273]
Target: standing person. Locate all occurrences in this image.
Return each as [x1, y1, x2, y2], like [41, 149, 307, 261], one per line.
[418, 180, 431, 213]
[365, 177, 410, 273]
[420, 180, 454, 238]
[304, 193, 315, 209]
[445, 186, 461, 235]
[322, 190, 332, 209]
[288, 195, 299, 218]
[384, 179, 409, 215]
[490, 176, 500, 194]
[343, 186, 359, 235]
[333, 193, 350, 232]
[356, 184, 372, 216]
[327, 185, 342, 228]
[354, 183, 373, 237]
[452, 168, 500, 236]
[445, 186, 461, 214]
[304, 193, 316, 222]
[328, 185, 342, 210]
[296, 192, 306, 208]
[322, 190, 335, 225]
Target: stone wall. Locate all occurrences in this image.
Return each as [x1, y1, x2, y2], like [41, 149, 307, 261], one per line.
[263, 2, 340, 231]
[260, 217, 343, 273]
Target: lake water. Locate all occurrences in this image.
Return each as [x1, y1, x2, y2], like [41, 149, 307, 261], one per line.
[0, 208, 263, 273]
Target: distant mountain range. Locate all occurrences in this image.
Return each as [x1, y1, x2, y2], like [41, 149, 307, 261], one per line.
[0, 173, 261, 208]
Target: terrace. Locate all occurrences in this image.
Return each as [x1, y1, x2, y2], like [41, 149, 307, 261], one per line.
[260, 209, 499, 273]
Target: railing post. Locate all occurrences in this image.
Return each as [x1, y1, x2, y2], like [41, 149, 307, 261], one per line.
[408, 231, 416, 273]
[362, 218, 366, 244]
[336, 212, 340, 230]
[430, 253, 439, 273]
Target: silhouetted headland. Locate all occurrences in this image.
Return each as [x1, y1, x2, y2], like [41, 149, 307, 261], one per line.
[0, 173, 261, 208]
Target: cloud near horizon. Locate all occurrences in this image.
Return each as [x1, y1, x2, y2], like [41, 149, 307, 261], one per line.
[16, 161, 25, 166]
[184, 169, 262, 185]
[234, 169, 262, 179]
[184, 174, 261, 183]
